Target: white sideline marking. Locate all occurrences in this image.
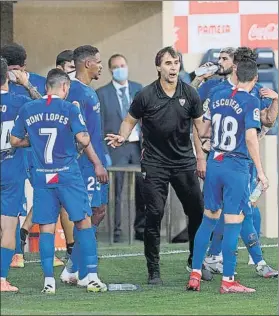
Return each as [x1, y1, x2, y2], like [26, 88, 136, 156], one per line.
[24, 244, 278, 264]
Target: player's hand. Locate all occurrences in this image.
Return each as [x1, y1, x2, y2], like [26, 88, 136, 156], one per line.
[260, 88, 278, 100]
[10, 70, 29, 87]
[197, 62, 216, 79]
[95, 163, 108, 184]
[105, 134, 125, 148]
[258, 172, 269, 192]
[196, 157, 207, 179]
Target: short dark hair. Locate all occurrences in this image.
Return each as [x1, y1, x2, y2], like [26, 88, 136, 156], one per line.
[0, 43, 27, 67]
[219, 47, 236, 60]
[73, 45, 99, 65]
[46, 68, 70, 89]
[108, 54, 127, 69]
[0, 57, 8, 86]
[56, 50, 74, 67]
[155, 46, 179, 67]
[236, 59, 258, 83]
[234, 47, 258, 65]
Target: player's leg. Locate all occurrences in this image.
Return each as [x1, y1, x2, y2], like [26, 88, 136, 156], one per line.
[32, 187, 60, 294]
[170, 169, 212, 281]
[60, 207, 74, 258]
[220, 165, 255, 294]
[1, 181, 26, 292]
[240, 212, 278, 278]
[142, 164, 170, 285]
[58, 182, 107, 293]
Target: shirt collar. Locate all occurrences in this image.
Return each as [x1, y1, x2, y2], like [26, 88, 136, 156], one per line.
[112, 80, 129, 92]
[155, 78, 183, 99]
[227, 77, 236, 87]
[42, 95, 60, 99]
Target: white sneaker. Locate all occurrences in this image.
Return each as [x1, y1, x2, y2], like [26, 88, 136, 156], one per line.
[204, 255, 223, 274]
[77, 275, 89, 287]
[87, 276, 107, 293]
[60, 267, 78, 285]
[248, 255, 255, 265]
[41, 278, 56, 294]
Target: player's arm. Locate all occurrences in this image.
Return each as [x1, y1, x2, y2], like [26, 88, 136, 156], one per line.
[10, 108, 30, 148]
[10, 70, 42, 100]
[105, 92, 144, 148]
[245, 102, 269, 190]
[259, 88, 278, 128]
[191, 62, 216, 89]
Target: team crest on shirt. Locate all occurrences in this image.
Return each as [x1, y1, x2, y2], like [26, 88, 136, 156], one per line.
[142, 172, 146, 180]
[253, 108, 260, 121]
[179, 99, 185, 107]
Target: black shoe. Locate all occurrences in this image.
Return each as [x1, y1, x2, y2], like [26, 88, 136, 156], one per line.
[113, 235, 121, 243]
[148, 271, 163, 285]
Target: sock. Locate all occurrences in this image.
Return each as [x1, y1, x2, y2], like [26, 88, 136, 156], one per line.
[252, 206, 261, 238]
[76, 227, 98, 281]
[44, 276, 55, 287]
[68, 227, 79, 273]
[20, 228, 28, 244]
[222, 223, 242, 277]
[0, 247, 15, 278]
[15, 220, 23, 255]
[223, 276, 234, 282]
[66, 242, 75, 256]
[39, 233, 55, 277]
[240, 214, 263, 265]
[208, 212, 224, 256]
[192, 215, 218, 270]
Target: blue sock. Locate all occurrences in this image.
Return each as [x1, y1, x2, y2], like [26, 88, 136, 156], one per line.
[39, 232, 55, 277]
[208, 212, 224, 256]
[240, 214, 262, 265]
[15, 220, 23, 255]
[192, 215, 218, 270]
[1, 248, 15, 278]
[222, 223, 242, 277]
[76, 227, 97, 280]
[252, 206, 261, 238]
[69, 227, 79, 273]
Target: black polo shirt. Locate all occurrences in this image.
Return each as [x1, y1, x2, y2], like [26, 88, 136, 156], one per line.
[129, 79, 203, 169]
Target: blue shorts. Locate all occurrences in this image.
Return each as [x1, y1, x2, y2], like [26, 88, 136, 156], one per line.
[204, 156, 251, 215]
[32, 182, 92, 225]
[1, 180, 25, 217]
[80, 166, 109, 208]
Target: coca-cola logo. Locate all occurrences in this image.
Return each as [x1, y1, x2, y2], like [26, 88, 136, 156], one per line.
[248, 23, 278, 41]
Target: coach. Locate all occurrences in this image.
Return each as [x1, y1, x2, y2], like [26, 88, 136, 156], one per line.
[106, 46, 207, 285]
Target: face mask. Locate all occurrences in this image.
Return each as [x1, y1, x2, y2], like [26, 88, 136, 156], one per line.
[112, 67, 128, 82]
[67, 70, 76, 80]
[8, 71, 17, 83]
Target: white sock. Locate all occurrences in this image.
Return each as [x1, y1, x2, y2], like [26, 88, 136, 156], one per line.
[45, 277, 55, 287]
[256, 260, 267, 267]
[222, 276, 234, 282]
[88, 273, 98, 281]
[1, 277, 6, 281]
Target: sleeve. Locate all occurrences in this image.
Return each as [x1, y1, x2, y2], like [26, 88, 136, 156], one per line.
[245, 97, 262, 132]
[197, 80, 212, 103]
[189, 87, 203, 119]
[83, 95, 98, 140]
[11, 106, 27, 139]
[260, 97, 272, 111]
[69, 104, 88, 136]
[129, 91, 145, 119]
[97, 89, 109, 156]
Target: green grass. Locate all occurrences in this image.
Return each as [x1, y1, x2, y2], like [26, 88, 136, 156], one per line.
[1, 238, 278, 315]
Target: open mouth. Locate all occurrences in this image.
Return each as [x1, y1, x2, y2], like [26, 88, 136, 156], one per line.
[169, 73, 177, 78]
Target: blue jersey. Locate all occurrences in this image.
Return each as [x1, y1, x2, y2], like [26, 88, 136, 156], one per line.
[9, 72, 46, 97]
[204, 87, 261, 158]
[67, 79, 105, 167]
[11, 96, 87, 188]
[198, 78, 223, 103]
[205, 79, 272, 112]
[1, 92, 31, 184]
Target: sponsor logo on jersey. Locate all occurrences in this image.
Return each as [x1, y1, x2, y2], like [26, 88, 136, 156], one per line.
[253, 108, 260, 121]
[46, 173, 59, 184]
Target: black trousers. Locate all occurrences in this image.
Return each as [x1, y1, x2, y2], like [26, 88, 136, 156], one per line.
[141, 164, 204, 274]
[109, 142, 145, 237]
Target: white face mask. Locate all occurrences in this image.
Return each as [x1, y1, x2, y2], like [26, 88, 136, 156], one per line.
[8, 71, 17, 83]
[67, 70, 76, 80]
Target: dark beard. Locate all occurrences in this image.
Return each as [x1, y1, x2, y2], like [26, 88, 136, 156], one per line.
[217, 66, 233, 76]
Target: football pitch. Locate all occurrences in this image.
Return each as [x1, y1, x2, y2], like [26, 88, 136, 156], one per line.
[1, 238, 278, 315]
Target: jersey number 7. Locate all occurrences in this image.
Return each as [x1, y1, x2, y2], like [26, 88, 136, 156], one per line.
[39, 128, 57, 164]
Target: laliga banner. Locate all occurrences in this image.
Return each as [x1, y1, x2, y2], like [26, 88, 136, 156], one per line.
[173, 1, 278, 53]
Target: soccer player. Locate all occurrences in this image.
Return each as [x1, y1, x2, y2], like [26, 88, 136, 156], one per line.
[0, 57, 30, 292]
[105, 46, 207, 284]
[203, 48, 278, 277]
[187, 59, 268, 294]
[56, 49, 76, 79]
[60, 45, 108, 290]
[11, 68, 107, 294]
